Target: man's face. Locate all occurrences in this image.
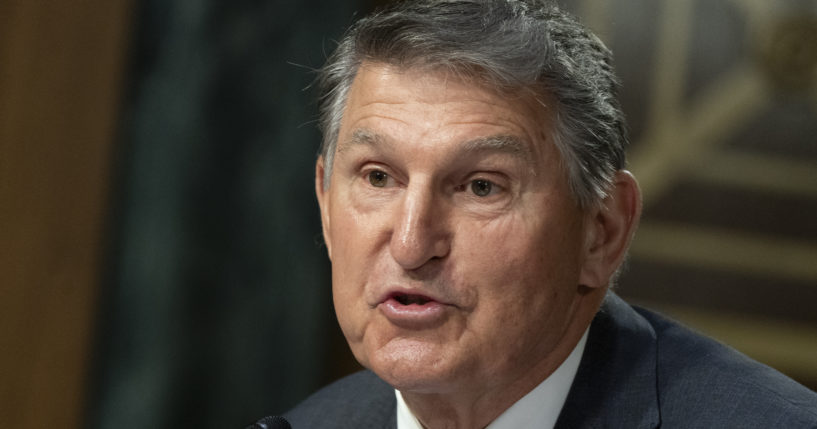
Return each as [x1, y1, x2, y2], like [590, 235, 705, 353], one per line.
[317, 63, 595, 394]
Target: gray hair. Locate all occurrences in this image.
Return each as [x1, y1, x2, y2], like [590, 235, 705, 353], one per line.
[317, 0, 628, 209]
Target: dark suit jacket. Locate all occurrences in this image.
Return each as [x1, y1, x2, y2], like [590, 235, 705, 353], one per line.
[285, 293, 817, 428]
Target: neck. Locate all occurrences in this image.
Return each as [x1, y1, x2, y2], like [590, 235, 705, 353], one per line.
[400, 288, 605, 429]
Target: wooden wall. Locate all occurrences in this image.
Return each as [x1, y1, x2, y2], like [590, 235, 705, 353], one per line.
[0, 1, 132, 427]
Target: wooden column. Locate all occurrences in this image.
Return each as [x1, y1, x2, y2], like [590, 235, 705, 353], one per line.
[0, 1, 132, 427]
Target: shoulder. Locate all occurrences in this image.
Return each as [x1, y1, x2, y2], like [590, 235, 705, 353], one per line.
[635, 305, 817, 427]
[284, 370, 396, 428]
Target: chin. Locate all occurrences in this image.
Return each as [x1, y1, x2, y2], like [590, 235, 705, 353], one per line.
[375, 366, 453, 394]
[363, 337, 464, 394]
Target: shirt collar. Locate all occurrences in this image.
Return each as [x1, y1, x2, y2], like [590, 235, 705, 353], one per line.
[395, 329, 589, 429]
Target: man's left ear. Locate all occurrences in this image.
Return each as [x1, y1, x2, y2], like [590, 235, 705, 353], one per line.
[579, 170, 642, 289]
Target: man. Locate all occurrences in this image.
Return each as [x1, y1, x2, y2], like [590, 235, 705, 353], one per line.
[268, 0, 817, 427]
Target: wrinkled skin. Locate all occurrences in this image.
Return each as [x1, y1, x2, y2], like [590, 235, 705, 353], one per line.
[316, 62, 641, 428]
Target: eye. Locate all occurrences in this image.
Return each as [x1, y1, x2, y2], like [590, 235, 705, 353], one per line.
[470, 179, 494, 197]
[368, 170, 389, 187]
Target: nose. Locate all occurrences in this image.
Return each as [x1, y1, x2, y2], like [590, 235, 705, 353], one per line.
[389, 183, 451, 270]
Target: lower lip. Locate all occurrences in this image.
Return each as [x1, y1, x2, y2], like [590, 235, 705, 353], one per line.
[378, 298, 448, 329]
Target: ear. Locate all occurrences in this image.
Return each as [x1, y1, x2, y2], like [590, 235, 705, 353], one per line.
[315, 157, 333, 260]
[579, 170, 642, 289]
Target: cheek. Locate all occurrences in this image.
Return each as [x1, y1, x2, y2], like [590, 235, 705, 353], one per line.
[326, 204, 370, 334]
[327, 196, 376, 271]
[326, 196, 396, 345]
[460, 213, 575, 287]
[331, 263, 372, 363]
[457, 211, 583, 324]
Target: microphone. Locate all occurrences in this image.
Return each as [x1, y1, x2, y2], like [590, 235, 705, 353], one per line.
[245, 415, 292, 429]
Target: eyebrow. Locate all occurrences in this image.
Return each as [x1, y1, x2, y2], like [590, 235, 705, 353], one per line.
[342, 129, 532, 157]
[338, 128, 393, 153]
[338, 128, 537, 175]
[460, 134, 532, 160]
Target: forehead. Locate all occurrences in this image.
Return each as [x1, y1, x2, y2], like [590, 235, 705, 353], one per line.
[338, 62, 556, 161]
[345, 62, 542, 117]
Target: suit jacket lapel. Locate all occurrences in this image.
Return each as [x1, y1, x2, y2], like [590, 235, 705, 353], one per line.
[355, 375, 396, 429]
[555, 293, 660, 429]
[366, 400, 397, 429]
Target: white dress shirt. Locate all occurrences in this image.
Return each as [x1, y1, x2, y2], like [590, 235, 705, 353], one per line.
[396, 329, 588, 429]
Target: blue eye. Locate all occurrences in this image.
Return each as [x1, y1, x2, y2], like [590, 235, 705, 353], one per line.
[368, 170, 388, 187]
[470, 179, 493, 196]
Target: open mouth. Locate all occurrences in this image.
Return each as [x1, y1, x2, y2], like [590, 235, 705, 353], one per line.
[392, 293, 433, 306]
[379, 290, 447, 327]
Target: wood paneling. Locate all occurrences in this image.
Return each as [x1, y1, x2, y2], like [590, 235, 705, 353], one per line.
[0, 1, 132, 427]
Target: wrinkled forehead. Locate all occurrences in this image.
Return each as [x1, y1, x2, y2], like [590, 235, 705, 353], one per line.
[363, 58, 548, 106]
[336, 61, 565, 174]
[341, 60, 557, 140]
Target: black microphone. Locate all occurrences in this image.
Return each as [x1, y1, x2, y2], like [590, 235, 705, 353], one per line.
[245, 415, 292, 429]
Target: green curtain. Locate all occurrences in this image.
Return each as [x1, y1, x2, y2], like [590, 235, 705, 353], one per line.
[87, 1, 359, 427]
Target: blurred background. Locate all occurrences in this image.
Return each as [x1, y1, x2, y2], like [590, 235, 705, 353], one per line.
[1, 0, 815, 428]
